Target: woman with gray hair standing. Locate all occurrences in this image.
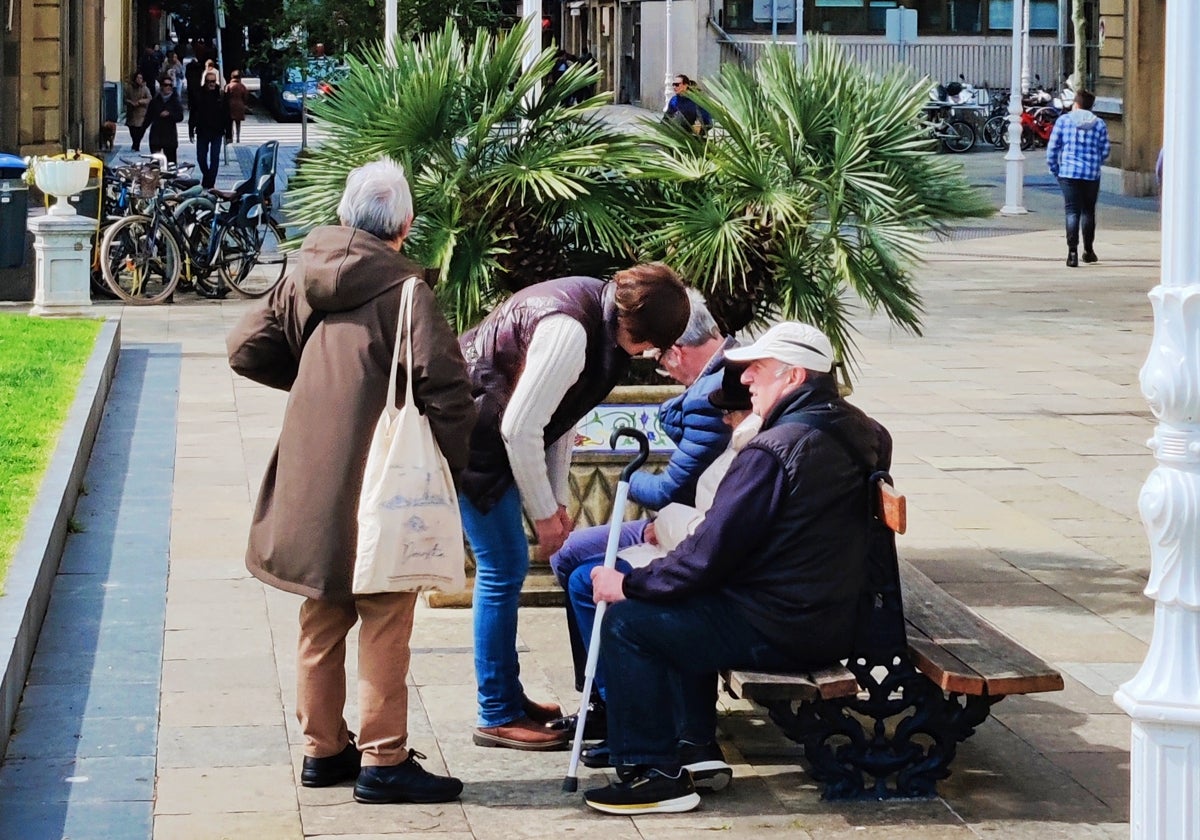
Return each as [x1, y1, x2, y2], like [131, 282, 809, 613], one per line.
[227, 157, 477, 804]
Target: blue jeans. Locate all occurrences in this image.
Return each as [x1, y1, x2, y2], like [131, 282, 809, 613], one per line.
[195, 130, 223, 188]
[460, 486, 530, 727]
[550, 521, 645, 694]
[1058, 176, 1100, 252]
[602, 593, 800, 768]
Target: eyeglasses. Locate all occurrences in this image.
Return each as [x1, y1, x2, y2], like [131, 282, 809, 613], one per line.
[672, 82, 684, 88]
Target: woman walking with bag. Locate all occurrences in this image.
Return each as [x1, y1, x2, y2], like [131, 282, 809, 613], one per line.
[124, 71, 152, 152]
[227, 157, 476, 805]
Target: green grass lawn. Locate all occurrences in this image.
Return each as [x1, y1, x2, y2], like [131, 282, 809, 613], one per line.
[0, 314, 101, 589]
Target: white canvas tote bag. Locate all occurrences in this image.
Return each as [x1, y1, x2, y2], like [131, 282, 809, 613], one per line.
[352, 277, 466, 594]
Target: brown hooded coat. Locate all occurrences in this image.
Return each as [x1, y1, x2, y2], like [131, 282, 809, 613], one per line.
[227, 225, 476, 601]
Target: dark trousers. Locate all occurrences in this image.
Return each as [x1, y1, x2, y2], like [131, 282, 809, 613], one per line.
[602, 593, 800, 768]
[149, 143, 177, 165]
[1059, 177, 1100, 252]
[128, 124, 147, 151]
[196, 131, 223, 188]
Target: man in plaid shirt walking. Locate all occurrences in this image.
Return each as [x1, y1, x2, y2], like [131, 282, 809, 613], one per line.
[1047, 88, 1111, 267]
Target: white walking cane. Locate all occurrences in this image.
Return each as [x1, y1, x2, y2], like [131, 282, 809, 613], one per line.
[562, 426, 650, 793]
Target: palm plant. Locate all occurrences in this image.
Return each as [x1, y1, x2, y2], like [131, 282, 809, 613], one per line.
[286, 21, 651, 329]
[637, 37, 994, 369]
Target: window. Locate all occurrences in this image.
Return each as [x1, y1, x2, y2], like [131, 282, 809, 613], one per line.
[988, 0, 1058, 34]
[723, 0, 1058, 36]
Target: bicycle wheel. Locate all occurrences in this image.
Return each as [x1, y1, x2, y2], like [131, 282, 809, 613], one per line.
[941, 120, 976, 154]
[99, 215, 182, 305]
[172, 196, 222, 296]
[983, 115, 1009, 149]
[1020, 126, 1036, 151]
[219, 219, 288, 297]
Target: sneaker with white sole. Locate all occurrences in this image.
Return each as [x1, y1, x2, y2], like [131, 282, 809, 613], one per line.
[678, 740, 733, 791]
[583, 767, 700, 815]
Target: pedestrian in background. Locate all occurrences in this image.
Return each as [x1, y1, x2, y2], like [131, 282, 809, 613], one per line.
[227, 157, 476, 805]
[189, 69, 227, 188]
[224, 71, 249, 144]
[147, 77, 184, 166]
[124, 71, 152, 152]
[664, 74, 712, 137]
[1046, 88, 1110, 267]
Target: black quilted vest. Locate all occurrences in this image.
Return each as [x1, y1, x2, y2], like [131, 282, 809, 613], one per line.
[458, 277, 630, 512]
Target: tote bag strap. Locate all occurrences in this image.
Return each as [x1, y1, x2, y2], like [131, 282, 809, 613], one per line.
[384, 276, 420, 417]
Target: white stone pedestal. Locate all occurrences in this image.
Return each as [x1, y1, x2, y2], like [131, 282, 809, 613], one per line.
[28, 213, 97, 318]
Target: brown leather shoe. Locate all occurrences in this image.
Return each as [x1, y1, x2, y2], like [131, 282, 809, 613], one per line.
[473, 717, 569, 751]
[521, 696, 563, 725]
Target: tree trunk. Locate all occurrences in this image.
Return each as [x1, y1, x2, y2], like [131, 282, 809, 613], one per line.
[1071, 0, 1087, 88]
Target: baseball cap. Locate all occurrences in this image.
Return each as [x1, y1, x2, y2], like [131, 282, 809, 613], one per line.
[707, 363, 752, 411]
[724, 322, 835, 373]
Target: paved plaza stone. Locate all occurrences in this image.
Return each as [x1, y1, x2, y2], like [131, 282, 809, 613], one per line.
[0, 126, 1163, 837]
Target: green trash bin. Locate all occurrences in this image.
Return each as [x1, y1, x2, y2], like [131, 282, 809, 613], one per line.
[0, 153, 29, 269]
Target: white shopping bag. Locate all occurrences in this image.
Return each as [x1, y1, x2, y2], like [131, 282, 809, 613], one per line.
[353, 277, 466, 594]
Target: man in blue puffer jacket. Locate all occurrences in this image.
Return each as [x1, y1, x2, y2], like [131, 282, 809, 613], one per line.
[546, 289, 735, 733]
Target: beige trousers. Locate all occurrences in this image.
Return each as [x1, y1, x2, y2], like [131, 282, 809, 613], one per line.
[296, 591, 418, 767]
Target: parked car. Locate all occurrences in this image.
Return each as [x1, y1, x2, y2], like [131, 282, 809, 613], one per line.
[262, 65, 319, 121]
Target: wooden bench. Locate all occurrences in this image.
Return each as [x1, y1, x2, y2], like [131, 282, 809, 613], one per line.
[721, 476, 1063, 799]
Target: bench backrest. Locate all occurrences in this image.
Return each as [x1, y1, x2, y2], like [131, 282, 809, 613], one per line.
[853, 472, 910, 659]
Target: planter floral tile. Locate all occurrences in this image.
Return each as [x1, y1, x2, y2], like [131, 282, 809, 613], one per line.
[574, 404, 676, 453]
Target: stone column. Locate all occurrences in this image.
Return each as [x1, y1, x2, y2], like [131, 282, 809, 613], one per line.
[1113, 2, 1200, 838]
[28, 214, 96, 317]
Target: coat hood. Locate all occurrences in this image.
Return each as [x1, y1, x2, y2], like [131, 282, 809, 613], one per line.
[299, 225, 424, 313]
[1067, 108, 1099, 128]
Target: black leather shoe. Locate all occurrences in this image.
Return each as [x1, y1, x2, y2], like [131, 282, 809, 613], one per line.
[354, 750, 464, 804]
[1066, 251, 1079, 267]
[546, 700, 606, 740]
[581, 740, 612, 769]
[301, 740, 361, 788]
[1082, 250, 1098, 263]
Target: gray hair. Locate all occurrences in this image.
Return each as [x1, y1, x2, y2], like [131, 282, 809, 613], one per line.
[675, 288, 721, 347]
[336, 157, 414, 241]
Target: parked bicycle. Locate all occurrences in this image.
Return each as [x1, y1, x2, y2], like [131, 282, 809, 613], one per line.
[922, 103, 975, 154]
[98, 143, 287, 304]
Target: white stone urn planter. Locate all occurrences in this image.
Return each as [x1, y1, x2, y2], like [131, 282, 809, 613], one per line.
[32, 159, 91, 216]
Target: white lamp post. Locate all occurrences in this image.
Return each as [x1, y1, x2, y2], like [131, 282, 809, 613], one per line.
[1000, 0, 1027, 216]
[385, 0, 397, 65]
[1020, 0, 1031, 94]
[1114, 1, 1200, 837]
[663, 0, 673, 108]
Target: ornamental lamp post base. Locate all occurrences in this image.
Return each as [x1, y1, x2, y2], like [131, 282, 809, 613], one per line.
[28, 213, 97, 318]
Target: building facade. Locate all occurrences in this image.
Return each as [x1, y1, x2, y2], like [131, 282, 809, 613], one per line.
[566, 0, 1164, 194]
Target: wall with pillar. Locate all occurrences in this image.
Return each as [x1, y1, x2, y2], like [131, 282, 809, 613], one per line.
[3, 0, 105, 155]
[1093, 0, 1164, 196]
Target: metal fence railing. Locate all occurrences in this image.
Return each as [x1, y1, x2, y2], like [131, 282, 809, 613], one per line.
[715, 37, 1066, 92]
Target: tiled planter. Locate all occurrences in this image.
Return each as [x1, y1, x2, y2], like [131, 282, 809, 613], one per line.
[427, 384, 681, 607]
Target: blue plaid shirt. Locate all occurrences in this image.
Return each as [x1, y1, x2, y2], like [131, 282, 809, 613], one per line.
[1047, 110, 1111, 180]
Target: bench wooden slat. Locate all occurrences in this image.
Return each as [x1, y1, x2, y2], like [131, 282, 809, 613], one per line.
[725, 665, 858, 702]
[878, 479, 907, 534]
[900, 560, 1064, 696]
[905, 623, 988, 695]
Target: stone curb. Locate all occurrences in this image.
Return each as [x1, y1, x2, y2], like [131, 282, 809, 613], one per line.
[0, 316, 121, 759]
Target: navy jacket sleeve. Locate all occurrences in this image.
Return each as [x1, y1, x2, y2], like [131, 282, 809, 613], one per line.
[623, 446, 787, 600]
[628, 369, 731, 510]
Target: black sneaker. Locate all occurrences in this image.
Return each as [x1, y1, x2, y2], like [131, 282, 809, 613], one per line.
[301, 740, 361, 788]
[677, 741, 733, 791]
[583, 767, 700, 815]
[1082, 250, 1098, 263]
[546, 700, 606, 740]
[1067, 251, 1079, 267]
[353, 750, 464, 804]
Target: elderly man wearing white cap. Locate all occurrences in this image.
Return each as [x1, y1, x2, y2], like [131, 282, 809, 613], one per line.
[581, 322, 892, 815]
